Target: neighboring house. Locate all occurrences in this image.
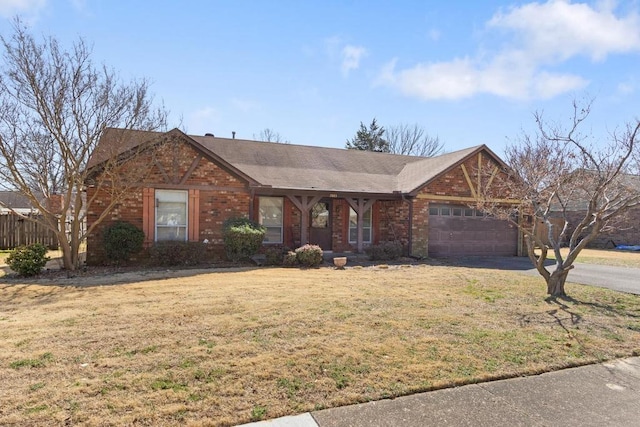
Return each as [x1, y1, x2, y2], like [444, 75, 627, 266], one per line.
[562, 172, 640, 248]
[0, 191, 40, 215]
[85, 128, 523, 264]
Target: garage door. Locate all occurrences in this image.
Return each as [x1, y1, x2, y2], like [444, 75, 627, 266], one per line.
[427, 205, 518, 257]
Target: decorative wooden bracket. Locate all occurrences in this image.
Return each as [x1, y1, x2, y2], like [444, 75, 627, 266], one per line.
[287, 195, 323, 246]
[345, 197, 377, 252]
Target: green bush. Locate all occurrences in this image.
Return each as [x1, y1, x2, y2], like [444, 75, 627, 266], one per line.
[262, 245, 289, 266]
[148, 241, 209, 266]
[365, 241, 404, 261]
[282, 251, 298, 267]
[223, 217, 266, 262]
[6, 243, 49, 276]
[295, 244, 324, 267]
[103, 221, 145, 264]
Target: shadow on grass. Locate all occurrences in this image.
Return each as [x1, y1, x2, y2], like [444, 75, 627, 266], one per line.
[0, 263, 265, 289]
[548, 294, 640, 319]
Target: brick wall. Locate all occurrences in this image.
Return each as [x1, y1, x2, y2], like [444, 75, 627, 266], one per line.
[410, 198, 429, 257]
[377, 200, 410, 251]
[564, 207, 640, 248]
[412, 151, 515, 257]
[86, 138, 250, 265]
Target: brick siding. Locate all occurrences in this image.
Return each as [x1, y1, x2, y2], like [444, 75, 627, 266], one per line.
[87, 140, 520, 264]
[87, 138, 250, 265]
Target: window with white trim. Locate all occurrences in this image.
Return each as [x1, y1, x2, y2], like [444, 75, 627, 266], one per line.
[349, 207, 372, 243]
[259, 196, 283, 243]
[155, 190, 187, 241]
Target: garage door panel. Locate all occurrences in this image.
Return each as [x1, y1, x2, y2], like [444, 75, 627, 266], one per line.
[428, 205, 517, 257]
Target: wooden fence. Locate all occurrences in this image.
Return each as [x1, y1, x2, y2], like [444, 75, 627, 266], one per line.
[0, 213, 59, 250]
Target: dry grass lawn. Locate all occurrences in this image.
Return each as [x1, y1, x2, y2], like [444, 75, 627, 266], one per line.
[0, 250, 10, 265]
[1, 264, 639, 426]
[552, 248, 640, 268]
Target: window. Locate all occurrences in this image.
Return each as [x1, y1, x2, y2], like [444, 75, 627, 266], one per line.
[452, 208, 463, 216]
[259, 197, 283, 243]
[464, 208, 475, 217]
[311, 202, 329, 228]
[349, 207, 371, 243]
[429, 207, 439, 216]
[155, 190, 187, 241]
[440, 207, 451, 216]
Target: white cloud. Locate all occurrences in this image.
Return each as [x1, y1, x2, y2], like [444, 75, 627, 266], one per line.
[378, 56, 587, 101]
[324, 37, 368, 77]
[379, 0, 639, 101]
[488, 0, 640, 62]
[0, 0, 46, 18]
[341, 44, 367, 76]
[616, 79, 637, 95]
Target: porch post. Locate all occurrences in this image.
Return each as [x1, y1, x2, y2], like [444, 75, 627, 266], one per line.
[300, 197, 310, 245]
[287, 195, 322, 247]
[345, 197, 376, 253]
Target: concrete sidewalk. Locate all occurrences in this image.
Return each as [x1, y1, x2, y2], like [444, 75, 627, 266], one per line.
[240, 357, 640, 426]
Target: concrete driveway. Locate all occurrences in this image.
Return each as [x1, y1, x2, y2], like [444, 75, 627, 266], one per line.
[451, 256, 640, 295]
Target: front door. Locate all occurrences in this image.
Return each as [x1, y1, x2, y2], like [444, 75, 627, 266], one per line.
[309, 200, 332, 250]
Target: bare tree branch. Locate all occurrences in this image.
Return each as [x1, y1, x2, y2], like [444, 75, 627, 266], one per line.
[0, 18, 167, 270]
[386, 123, 444, 157]
[253, 128, 289, 144]
[477, 99, 640, 297]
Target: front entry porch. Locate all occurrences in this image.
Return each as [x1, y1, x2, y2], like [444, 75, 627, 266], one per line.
[253, 191, 407, 254]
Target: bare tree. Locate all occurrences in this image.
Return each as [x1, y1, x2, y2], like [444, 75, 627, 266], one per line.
[479, 100, 640, 297]
[386, 123, 444, 157]
[253, 128, 289, 143]
[0, 19, 167, 271]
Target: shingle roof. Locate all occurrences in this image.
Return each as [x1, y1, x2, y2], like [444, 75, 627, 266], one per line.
[91, 128, 491, 195]
[0, 191, 39, 209]
[191, 135, 484, 193]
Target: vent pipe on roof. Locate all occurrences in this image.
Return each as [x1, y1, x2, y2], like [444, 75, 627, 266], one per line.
[232, 131, 236, 139]
[205, 133, 214, 137]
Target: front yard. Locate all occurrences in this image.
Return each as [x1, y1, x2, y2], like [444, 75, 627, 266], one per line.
[1, 263, 639, 426]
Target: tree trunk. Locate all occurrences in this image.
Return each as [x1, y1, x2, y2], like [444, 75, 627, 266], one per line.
[55, 227, 78, 271]
[546, 268, 569, 297]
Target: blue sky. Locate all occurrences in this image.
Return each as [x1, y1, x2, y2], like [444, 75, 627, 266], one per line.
[1, 0, 639, 156]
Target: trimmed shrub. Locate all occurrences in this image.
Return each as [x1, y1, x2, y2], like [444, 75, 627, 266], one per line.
[295, 244, 324, 267]
[148, 241, 208, 266]
[103, 221, 145, 264]
[223, 217, 266, 262]
[262, 245, 289, 266]
[366, 241, 404, 261]
[282, 251, 298, 267]
[6, 243, 49, 276]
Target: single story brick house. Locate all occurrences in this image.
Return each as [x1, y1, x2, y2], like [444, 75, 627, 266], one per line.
[85, 128, 523, 264]
[561, 172, 640, 248]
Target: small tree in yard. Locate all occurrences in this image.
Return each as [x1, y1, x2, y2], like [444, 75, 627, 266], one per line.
[0, 19, 167, 271]
[480, 100, 640, 298]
